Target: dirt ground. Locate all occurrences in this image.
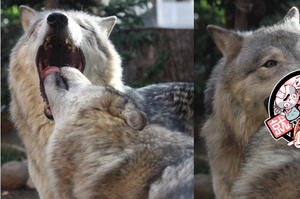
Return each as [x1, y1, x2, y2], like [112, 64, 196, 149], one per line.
[1, 189, 39, 199]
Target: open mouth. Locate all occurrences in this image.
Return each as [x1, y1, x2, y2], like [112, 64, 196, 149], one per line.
[36, 35, 85, 119]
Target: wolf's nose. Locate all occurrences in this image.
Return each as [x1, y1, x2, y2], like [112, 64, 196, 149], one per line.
[47, 12, 68, 28]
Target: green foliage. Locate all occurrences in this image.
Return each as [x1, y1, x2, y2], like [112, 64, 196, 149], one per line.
[96, 0, 149, 29]
[1, 146, 23, 164]
[130, 49, 172, 87]
[194, 0, 224, 117]
[97, 0, 170, 86]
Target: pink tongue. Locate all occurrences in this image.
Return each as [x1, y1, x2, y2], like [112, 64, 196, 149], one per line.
[41, 66, 61, 82]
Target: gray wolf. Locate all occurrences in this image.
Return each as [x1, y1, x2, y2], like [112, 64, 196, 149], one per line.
[231, 126, 300, 198]
[44, 67, 194, 199]
[202, 7, 300, 199]
[8, 5, 193, 198]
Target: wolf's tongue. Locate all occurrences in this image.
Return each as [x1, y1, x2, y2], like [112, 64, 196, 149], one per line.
[41, 66, 61, 82]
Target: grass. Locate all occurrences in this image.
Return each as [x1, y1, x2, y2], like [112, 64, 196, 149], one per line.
[1, 146, 23, 164]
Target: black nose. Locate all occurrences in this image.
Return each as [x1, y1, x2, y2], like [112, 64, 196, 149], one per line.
[47, 12, 68, 28]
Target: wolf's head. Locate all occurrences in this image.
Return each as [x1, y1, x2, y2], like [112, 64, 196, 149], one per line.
[44, 67, 147, 131]
[205, 7, 300, 141]
[13, 6, 123, 119]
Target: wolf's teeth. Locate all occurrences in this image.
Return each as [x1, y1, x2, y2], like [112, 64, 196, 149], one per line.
[46, 108, 52, 115]
[71, 44, 76, 53]
[44, 42, 48, 50]
[46, 36, 51, 42]
[65, 38, 69, 44]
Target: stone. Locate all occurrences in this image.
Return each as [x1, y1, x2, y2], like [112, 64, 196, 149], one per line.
[1, 161, 28, 189]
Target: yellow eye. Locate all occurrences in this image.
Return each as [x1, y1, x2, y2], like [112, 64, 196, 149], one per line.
[293, 94, 297, 99]
[285, 103, 289, 107]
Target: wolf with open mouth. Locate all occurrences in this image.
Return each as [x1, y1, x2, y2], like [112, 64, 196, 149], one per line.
[8, 6, 193, 199]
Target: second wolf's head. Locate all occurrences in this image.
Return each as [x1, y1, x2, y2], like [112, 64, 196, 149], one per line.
[43, 67, 147, 131]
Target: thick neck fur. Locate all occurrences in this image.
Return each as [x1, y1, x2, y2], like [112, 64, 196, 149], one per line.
[202, 61, 267, 198]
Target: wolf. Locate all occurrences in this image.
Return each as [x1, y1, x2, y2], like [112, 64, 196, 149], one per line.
[43, 67, 194, 199]
[231, 126, 300, 198]
[8, 5, 193, 199]
[202, 7, 300, 199]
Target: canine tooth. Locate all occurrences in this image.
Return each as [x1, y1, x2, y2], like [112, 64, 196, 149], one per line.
[68, 46, 72, 50]
[46, 36, 51, 42]
[44, 42, 48, 50]
[48, 44, 53, 49]
[46, 108, 52, 115]
[65, 38, 69, 44]
[71, 44, 76, 53]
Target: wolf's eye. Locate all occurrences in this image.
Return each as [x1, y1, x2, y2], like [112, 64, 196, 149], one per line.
[293, 94, 297, 99]
[263, 60, 277, 68]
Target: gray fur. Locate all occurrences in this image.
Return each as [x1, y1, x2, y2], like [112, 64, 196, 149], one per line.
[44, 67, 194, 199]
[202, 7, 300, 199]
[125, 82, 194, 136]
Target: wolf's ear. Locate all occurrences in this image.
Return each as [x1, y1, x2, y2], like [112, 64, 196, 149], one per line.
[207, 25, 242, 60]
[121, 106, 147, 131]
[99, 16, 117, 37]
[108, 95, 147, 130]
[19, 6, 38, 31]
[278, 7, 299, 25]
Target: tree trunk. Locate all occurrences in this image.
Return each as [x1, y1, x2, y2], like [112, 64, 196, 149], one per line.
[234, 0, 252, 31]
[223, 0, 235, 29]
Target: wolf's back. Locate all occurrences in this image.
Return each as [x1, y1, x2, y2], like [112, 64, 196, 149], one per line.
[124, 82, 194, 136]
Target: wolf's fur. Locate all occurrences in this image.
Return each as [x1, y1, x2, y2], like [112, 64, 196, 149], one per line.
[202, 7, 300, 199]
[8, 6, 193, 198]
[9, 6, 121, 198]
[44, 67, 194, 199]
[125, 83, 194, 135]
[231, 127, 300, 198]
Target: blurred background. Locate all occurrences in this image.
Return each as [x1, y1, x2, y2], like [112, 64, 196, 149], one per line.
[194, 1, 300, 198]
[1, 0, 193, 198]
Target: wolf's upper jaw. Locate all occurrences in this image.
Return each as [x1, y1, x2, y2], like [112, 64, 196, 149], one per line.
[37, 35, 85, 120]
[36, 35, 85, 72]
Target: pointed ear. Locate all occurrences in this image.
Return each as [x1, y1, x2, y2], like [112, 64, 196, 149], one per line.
[283, 7, 299, 23]
[207, 25, 242, 60]
[99, 16, 117, 37]
[121, 107, 147, 131]
[108, 94, 147, 131]
[278, 7, 299, 25]
[19, 5, 38, 31]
